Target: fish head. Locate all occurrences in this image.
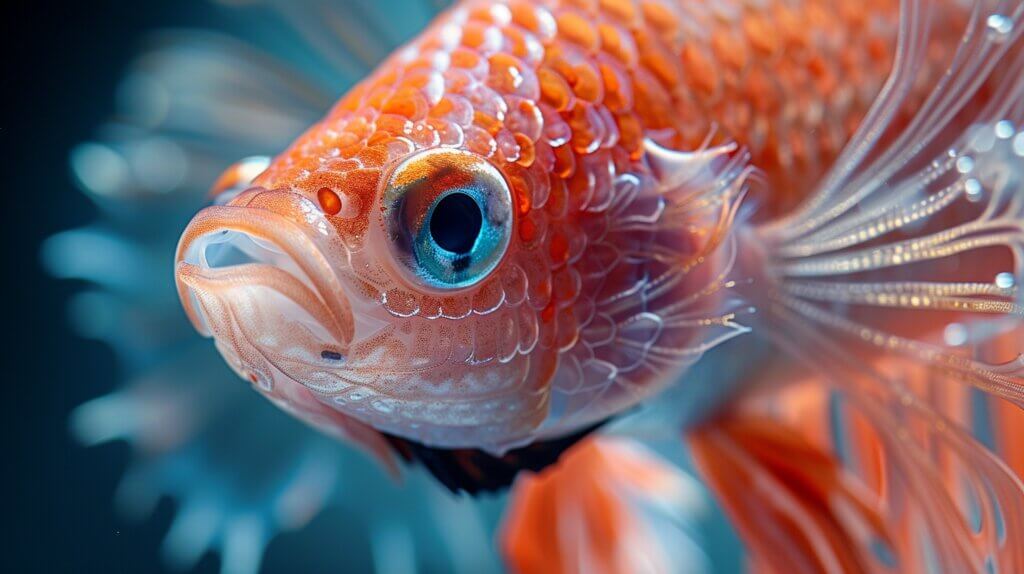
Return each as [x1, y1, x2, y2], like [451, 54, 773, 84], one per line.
[176, 123, 567, 452]
[175, 29, 746, 454]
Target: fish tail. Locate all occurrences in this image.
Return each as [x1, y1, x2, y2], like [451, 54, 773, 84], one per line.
[747, 0, 1024, 410]
[702, 0, 1024, 570]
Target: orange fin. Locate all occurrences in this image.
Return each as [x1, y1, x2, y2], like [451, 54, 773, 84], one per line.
[690, 364, 1024, 574]
[500, 436, 707, 574]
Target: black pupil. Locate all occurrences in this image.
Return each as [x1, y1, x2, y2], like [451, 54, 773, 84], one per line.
[430, 192, 482, 255]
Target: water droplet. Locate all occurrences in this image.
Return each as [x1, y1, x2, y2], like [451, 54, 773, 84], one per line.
[1013, 133, 1024, 157]
[956, 155, 975, 174]
[965, 178, 983, 201]
[995, 272, 1016, 289]
[944, 323, 968, 346]
[987, 14, 1014, 37]
[995, 120, 1015, 139]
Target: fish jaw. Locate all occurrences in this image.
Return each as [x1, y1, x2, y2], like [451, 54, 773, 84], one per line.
[175, 187, 357, 393]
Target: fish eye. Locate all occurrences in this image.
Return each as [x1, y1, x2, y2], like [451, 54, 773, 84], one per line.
[382, 148, 513, 290]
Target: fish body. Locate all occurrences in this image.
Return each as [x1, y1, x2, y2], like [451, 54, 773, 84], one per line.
[177, 0, 954, 450]
[169, 0, 1024, 571]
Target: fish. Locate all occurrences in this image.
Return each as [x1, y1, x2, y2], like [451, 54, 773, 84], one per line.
[56, 0, 1023, 571]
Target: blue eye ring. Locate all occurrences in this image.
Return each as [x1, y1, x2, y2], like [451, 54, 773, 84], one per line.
[382, 149, 513, 291]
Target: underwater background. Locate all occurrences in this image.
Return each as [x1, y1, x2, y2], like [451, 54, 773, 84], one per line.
[7, 1, 742, 572]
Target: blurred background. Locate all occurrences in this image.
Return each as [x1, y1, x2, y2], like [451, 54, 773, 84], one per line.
[4, 1, 741, 572]
[7, 3, 233, 571]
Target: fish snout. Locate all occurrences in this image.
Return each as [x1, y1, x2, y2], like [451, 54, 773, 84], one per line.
[175, 187, 355, 388]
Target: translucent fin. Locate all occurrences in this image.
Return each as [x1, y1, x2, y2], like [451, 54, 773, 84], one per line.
[690, 358, 1024, 574]
[500, 437, 710, 574]
[752, 0, 1024, 406]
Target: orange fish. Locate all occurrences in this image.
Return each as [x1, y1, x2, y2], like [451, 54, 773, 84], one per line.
[171, 0, 1023, 571]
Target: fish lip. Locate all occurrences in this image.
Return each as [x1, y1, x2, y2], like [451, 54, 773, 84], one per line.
[174, 187, 355, 348]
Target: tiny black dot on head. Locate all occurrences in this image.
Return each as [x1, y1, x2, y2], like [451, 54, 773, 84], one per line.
[321, 350, 344, 361]
[430, 192, 483, 255]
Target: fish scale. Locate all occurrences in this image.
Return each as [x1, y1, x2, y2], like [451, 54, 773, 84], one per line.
[256, 0, 918, 218]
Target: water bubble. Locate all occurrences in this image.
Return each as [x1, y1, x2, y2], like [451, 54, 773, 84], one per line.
[987, 14, 1014, 37]
[955, 155, 975, 174]
[965, 178, 983, 201]
[1014, 133, 1024, 157]
[995, 272, 1016, 289]
[944, 323, 968, 347]
[995, 120, 1015, 139]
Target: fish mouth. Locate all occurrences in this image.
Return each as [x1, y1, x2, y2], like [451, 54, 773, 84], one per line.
[175, 187, 355, 384]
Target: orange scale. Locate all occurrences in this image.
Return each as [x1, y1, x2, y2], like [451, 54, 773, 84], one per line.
[463, 125, 498, 157]
[743, 67, 782, 114]
[569, 62, 604, 103]
[640, 1, 681, 33]
[774, 5, 809, 50]
[568, 104, 604, 155]
[460, 22, 501, 52]
[597, 22, 638, 67]
[598, 57, 632, 112]
[374, 114, 414, 136]
[599, 0, 638, 24]
[545, 175, 569, 219]
[540, 300, 557, 324]
[556, 10, 601, 53]
[518, 213, 539, 243]
[474, 110, 506, 136]
[744, 14, 781, 57]
[538, 67, 575, 111]
[514, 133, 536, 167]
[551, 142, 577, 179]
[566, 165, 596, 211]
[807, 55, 838, 96]
[509, 3, 557, 41]
[509, 172, 533, 215]
[468, 3, 511, 25]
[505, 98, 543, 142]
[364, 85, 396, 110]
[680, 43, 721, 100]
[555, 307, 579, 351]
[503, 26, 544, 65]
[399, 70, 445, 106]
[549, 231, 570, 265]
[382, 89, 429, 121]
[426, 117, 464, 147]
[614, 113, 644, 159]
[594, 106, 619, 150]
[531, 140, 555, 173]
[497, 129, 522, 162]
[490, 52, 540, 99]
[450, 46, 484, 70]
[562, 0, 598, 13]
[409, 121, 441, 148]
[711, 30, 748, 73]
